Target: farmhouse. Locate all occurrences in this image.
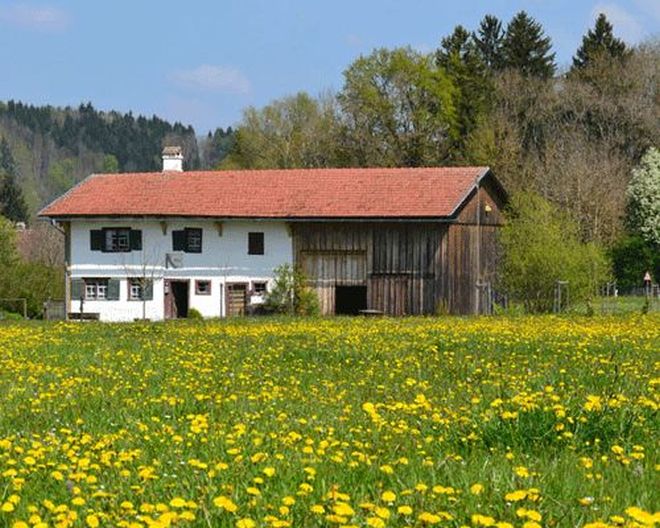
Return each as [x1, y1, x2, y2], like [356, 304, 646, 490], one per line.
[39, 148, 506, 321]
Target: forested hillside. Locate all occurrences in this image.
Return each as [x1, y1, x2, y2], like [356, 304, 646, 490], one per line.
[0, 101, 234, 216]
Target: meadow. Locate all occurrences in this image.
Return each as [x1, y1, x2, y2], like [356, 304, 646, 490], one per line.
[0, 315, 657, 528]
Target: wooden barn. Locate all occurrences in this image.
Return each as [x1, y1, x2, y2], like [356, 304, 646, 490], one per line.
[291, 168, 505, 315]
[40, 154, 506, 320]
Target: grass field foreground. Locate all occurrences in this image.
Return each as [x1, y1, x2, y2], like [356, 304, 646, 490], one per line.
[0, 315, 658, 528]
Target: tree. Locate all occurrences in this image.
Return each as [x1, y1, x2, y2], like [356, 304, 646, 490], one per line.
[626, 147, 660, 246]
[435, 26, 490, 160]
[610, 235, 659, 289]
[0, 138, 28, 224]
[264, 263, 319, 316]
[222, 92, 341, 169]
[473, 14, 504, 71]
[572, 13, 627, 71]
[338, 47, 458, 167]
[499, 193, 610, 313]
[502, 11, 556, 79]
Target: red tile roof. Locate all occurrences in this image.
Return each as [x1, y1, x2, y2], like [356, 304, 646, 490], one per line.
[39, 167, 491, 219]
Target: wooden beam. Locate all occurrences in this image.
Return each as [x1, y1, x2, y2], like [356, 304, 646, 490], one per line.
[214, 221, 223, 236]
[159, 221, 168, 235]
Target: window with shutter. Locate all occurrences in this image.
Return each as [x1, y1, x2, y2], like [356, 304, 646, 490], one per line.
[248, 232, 264, 255]
[173, 228, 202, 253]
[80, 278, 109, 300]
[185, 228, 202, 253]
[129, 278, 153, 300]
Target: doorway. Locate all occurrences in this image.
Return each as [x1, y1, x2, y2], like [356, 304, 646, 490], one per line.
[226, 283, 248, 316]
[335, 286, 367, 315]
[164, 279, 189, 319]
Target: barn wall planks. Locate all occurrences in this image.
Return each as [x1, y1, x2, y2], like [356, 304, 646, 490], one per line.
[290, 173, 505, 316]
[292, 223, 446, 315]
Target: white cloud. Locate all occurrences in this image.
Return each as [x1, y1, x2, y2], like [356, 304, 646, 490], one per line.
[0, 3, 70, 32]
[171, 65, 251, 95]
[591, 3, 647, 43]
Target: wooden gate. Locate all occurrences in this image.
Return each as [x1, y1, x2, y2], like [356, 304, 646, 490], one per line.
[225, 283, 248, 316]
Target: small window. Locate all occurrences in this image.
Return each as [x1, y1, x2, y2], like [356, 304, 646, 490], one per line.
[84, 278, 109, 300]
[195, 280, 212, 295]
[173, 228, 203, 253]
[105, 228, 130, 252]
[252, 281, 267, 295]
[128, 278, 153, 301]
[248, 232, 264, 255]
[90, 228, 141, 252]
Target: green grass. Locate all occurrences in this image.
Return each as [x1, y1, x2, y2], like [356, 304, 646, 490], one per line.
[0, 315, 657, 527]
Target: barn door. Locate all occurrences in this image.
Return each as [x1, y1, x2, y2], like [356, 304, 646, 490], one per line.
[226, 283, 248, 316]
[300, 251, 367, 315]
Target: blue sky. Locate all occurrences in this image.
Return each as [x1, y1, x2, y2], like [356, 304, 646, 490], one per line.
[0, 1, 657, 133]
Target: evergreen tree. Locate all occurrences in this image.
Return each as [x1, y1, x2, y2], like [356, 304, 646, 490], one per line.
[435, 26, 490, 160]
[473, 14, 504, 71]
[502, 11, 556, 79]
[572, 13, 627, 70]
[0, 138, 28, 224]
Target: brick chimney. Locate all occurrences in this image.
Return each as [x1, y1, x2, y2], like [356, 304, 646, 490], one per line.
[162, 146, 183, 172]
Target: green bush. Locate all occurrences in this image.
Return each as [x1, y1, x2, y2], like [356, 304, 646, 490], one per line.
[265, 264, 320, 316]
[187, 308, 203, 320]
[499, 192, 610, 313]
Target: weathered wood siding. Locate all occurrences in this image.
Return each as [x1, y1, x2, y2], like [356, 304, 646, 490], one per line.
[291, 172, 506, 316]
[292, 223, 445, 315]
[444, 176, 505, 314]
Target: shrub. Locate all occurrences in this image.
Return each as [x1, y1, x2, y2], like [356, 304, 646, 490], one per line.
[187, 308, 203, 320]
[265, 264, 320, 316]
[499, 192, 610, 313]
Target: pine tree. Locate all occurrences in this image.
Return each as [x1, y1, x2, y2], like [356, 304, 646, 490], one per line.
[572, 13, 627, 70]
[0, 138, 29, 224]
[473, 14, 504, 71]
[436, 26, 490, 160]
[502, 11, 556, 79]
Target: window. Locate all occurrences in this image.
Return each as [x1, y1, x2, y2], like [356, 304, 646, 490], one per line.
[172, 228, 203, 253]
[252, 281, 267, 295]
[90, 228, 141, 252]
[84, 278, 108, 300]
[128, 278, 153, 301]
[195, 280, 212, 295]
[248, 232, 264, 255]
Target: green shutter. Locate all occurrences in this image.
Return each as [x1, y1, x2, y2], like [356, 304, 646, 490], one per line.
[107, 279, 120, 300]
[172, 230, 185, 251]
[143, 280, 153, 301]
[71, 278, 84, 300]
[130, 229, 142, 251]
[90, 230, 103, 251]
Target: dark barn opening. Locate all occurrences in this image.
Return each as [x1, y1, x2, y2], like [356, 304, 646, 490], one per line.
[171, 281, 189, 318]
[335, 286, 367, 315]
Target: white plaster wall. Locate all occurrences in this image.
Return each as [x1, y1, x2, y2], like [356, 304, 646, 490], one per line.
[69, 219, 292, 321]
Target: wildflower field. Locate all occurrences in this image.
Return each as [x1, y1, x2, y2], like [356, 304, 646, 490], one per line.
[0, 316, 658, 528]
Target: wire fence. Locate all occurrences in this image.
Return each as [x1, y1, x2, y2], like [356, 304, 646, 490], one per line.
[475, 281, 660, 316]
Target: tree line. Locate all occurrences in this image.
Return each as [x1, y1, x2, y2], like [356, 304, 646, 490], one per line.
[0, 101, 235, 217]
[222, 11, 659, 297]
